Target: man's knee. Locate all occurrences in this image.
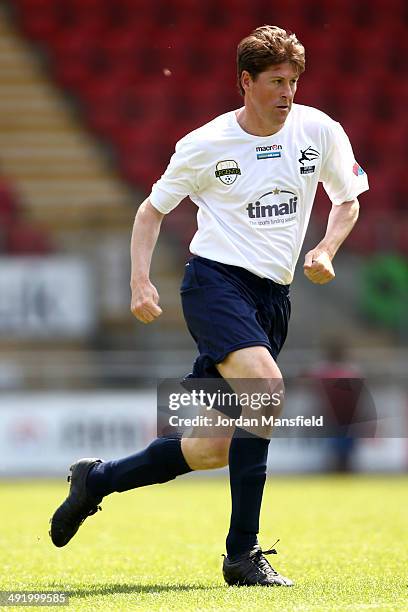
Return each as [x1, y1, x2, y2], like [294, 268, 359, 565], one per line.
[217, 346, 282, 380]
[181, 437, 230, 470]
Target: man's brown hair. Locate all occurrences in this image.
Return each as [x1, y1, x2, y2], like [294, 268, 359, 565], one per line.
[237, 25, 305, 96]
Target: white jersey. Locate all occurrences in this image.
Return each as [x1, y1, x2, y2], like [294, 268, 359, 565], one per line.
[150, 104, 369, 284]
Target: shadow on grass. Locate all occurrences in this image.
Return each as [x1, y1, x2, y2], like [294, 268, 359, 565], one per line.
[49, 583, 224, 598]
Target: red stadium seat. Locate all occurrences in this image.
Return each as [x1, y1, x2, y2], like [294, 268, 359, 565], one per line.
[96, 26, 152, 65]
[0, 176, 53, 254]
[48, 28, 99, 88]
[61, 0, 109, 31]
[17, 9, 58, 42]
[120, 153, 164, 191]
[7, 222, 53, 255]
[0, 180, 19, 248]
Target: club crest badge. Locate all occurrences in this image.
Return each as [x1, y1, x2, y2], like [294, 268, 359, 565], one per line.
[298, 146, 320, 175]
[215, 160, 241, 185]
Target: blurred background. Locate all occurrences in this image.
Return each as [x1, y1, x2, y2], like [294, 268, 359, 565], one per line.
[0, 0, 407, 476]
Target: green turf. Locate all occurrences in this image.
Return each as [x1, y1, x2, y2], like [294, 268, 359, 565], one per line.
[0, 475, 407, 611]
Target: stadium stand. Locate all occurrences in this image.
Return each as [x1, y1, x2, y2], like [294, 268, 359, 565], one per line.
[0, 2, 133, 234]
[8, 0, 407, 255]
[0, 3, 140, 390]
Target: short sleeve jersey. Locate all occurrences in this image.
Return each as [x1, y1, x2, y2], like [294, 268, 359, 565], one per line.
[150, 104, 369, 284]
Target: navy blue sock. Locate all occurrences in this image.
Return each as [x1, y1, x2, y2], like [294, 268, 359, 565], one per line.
[87, 437, 192, 498]
[226, 428, 270, 559]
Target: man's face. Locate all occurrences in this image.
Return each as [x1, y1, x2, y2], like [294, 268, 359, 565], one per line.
[243, 62, 299, 127]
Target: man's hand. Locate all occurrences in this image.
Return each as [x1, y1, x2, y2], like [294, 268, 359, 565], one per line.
[303, 249, 335, 284]
[303, 199, 359, 285]
[131, 279, 162, 323]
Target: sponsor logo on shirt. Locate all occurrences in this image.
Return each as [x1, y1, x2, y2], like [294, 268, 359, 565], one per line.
[246, 188, 298, 227]
[257, 151, 282, 160]
[353, 162, 365, 176]
[256, 144, 282, 160]
[299, 146, 320, 175]
[256, 145, 282, 151]
[215, 160, 241, 185]
[300, 166, 315, 174]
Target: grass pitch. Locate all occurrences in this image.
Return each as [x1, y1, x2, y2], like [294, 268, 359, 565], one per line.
[1, 475, 407, 611]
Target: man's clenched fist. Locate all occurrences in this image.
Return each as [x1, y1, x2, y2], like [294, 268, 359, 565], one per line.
[131, 279, 162, 323]
[303, 249, 335, 284]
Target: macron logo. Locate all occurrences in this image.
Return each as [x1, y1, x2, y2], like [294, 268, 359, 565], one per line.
[256, 145, 282, 152]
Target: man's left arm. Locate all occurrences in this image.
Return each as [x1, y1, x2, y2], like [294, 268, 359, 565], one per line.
[303, 198, 359, 284]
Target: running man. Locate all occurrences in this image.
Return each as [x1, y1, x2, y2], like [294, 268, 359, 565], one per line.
[50, 25, 368, 587]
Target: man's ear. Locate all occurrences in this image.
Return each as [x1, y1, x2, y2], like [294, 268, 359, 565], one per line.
[241, 70, 253, 93]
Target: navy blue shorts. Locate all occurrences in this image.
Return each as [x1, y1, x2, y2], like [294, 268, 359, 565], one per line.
[180, 256, 291, 378]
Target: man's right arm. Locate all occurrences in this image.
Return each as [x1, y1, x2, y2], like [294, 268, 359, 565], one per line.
[130, 198, 165, 324]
